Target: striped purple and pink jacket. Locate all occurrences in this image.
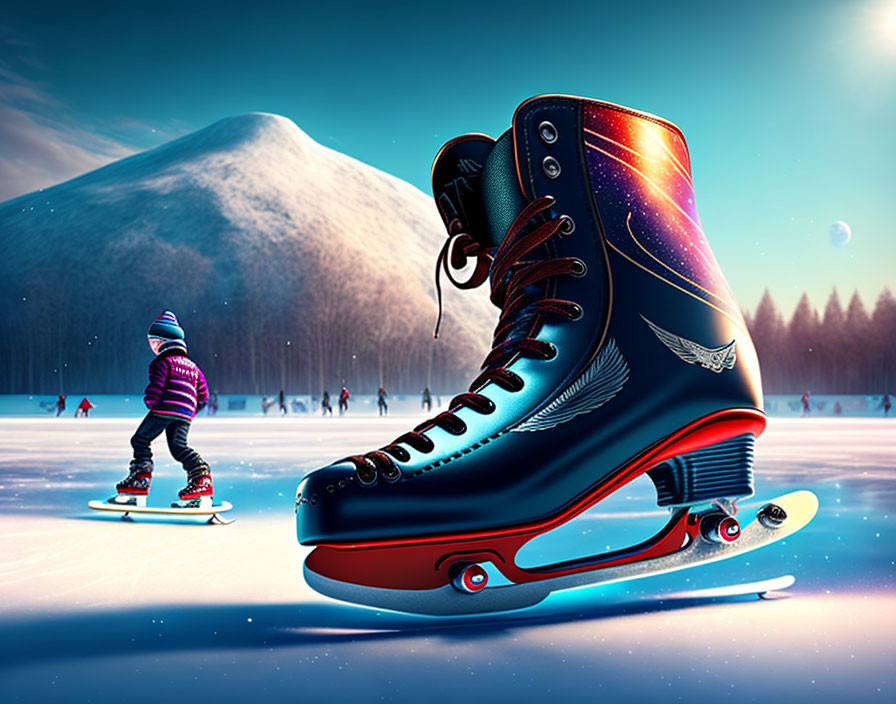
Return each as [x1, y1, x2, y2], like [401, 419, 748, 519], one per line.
[144, 348, 209, 421]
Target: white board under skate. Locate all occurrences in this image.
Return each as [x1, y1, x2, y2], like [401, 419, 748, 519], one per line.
[88, 500, 234, 524]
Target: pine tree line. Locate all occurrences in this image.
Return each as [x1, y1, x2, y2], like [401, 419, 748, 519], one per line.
[745, 287, 896, 394]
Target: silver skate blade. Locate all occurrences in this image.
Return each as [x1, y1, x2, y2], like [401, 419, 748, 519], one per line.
[304, 564, 553, 616]
[107, 494, 147, 508]
[171, 496, 213, 509]
[660, 574, 795, 601]
[303, 490, 817, 616]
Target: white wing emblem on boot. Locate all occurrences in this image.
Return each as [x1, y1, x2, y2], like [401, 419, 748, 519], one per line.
[642, 316, 736, 373]
[513, 339, 629, 432]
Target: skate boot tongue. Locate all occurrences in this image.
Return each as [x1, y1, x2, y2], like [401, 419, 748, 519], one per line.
[431, 130, 533, 337]
[480, 130, 527, 248]
[478, 129, 556, 350]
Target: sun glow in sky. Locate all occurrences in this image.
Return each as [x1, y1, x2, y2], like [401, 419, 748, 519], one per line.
[877, 0, 896, 43]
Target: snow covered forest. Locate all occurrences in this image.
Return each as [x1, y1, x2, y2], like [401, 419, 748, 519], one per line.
[745, 287, 896, 394]
[0, 257, 493, 396]
[3, 284, 893, 397]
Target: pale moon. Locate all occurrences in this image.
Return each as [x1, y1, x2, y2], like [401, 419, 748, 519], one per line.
[829, 221, 851, 247]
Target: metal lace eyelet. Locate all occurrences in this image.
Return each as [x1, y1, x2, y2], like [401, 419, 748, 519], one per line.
[538, 121, 558, 144]
[543, 343, 558, 360]
[356, 467, 377, 487]
[559, 215, 575, 235]
[542, 156, 561, 179]
[482, 398, 496, 414]
[570, 303, 584, 321]
[381, 464, 401, 483]
[571, 258, 587, 277]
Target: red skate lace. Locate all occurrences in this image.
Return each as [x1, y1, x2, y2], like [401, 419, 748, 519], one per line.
[347, 196, 581, 485]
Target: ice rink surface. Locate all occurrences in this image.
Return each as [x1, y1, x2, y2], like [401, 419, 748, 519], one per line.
[0, 415, 893, 702]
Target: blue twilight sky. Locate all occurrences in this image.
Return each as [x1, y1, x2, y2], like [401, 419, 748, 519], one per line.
[1, 0, 894, 314]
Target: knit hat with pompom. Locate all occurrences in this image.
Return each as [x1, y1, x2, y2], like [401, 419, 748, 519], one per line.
[148, 311, 185, 349]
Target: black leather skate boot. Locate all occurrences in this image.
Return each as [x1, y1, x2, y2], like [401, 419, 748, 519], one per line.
[295, 95, 814, 615]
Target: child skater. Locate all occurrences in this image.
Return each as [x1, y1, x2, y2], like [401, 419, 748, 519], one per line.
[111, 311, 213, 507]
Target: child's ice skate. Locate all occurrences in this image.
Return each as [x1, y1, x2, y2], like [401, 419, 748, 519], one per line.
[173, 464, 214, 508]
[109, 460, 153, 507]
[91, 460, 231, 523]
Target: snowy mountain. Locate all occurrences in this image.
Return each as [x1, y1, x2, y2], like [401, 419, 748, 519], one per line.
[0, 114, 496, 394]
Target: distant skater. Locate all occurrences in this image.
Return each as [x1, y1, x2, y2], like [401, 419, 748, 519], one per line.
[75, 397, 94, 418]
[321, 390, 333, 416]
[801, 391, 810, 416]
[421, 387, 432, 412]
[339, 386, 350, 415]
[111, 311, 213, 507]
[884, 393, 891, 417]
[279, 388, 287, 415]
[377, 386, 388, 416]
[55, 394, 66, 417]
[208, 391, 219, 416]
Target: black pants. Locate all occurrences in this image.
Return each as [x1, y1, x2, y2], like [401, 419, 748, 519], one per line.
[131, 412, 203, 470]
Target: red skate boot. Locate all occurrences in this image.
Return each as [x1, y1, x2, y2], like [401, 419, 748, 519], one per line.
[110, 460, 153, 507]
[174, 464, 213, 508]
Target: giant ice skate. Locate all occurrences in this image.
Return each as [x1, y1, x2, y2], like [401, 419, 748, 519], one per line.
[295, 95, 818, 615]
